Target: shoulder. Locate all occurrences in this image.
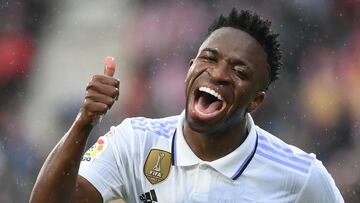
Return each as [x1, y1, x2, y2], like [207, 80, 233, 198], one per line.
[295, 160, 344, 202]
[126, 115, 178, 138]
[114, 115, 178, 139]
[254, 127, 343, 202]
[109, 115, 179, 153]
[255, 126, 316, 175]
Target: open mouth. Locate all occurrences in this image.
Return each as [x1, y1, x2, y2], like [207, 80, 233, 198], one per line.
[194, 86, 225, 116]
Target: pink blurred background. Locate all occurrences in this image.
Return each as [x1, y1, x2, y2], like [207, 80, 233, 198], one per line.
[0, 0, 359, 202]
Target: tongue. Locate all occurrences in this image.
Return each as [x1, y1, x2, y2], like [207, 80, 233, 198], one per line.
[196, 94, 223, 114]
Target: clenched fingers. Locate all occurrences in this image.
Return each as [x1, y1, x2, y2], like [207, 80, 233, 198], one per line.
[85, 89, 115, 108]
[89, 75, 120, 88]
[86, 80, 119, 100]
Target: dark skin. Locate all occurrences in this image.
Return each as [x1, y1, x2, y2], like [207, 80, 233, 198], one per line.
[29, 27, 269, 202]
[29, 57, 118, 203]
[184, 27, 269, 161]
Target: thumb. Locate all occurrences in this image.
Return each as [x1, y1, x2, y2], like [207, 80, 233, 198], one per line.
[104, 56, 116, 77]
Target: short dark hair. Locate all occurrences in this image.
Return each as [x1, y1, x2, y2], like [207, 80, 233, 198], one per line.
[208, 8, 282, 86]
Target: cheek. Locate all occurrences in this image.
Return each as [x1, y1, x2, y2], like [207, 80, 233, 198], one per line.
[185, 66, 194, 96]
[233, 83, 253, 106]
[185, 63, 207, 95]
[185, 65, 195, 86]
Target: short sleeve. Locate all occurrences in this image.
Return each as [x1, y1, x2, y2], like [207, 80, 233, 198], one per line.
[295, 160, 344, 203]
[79, 123, 128, 202]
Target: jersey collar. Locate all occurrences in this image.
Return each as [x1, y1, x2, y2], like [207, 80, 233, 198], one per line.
[171, 110, 258, 180]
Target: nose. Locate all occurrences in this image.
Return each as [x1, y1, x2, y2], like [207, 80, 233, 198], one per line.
[206, 61, 232, 85]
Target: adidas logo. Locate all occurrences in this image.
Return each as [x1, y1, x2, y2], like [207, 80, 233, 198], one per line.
[139, 189, 158, 203]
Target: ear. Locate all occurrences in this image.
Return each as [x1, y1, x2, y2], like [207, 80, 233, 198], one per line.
[246, 91, 265, 113]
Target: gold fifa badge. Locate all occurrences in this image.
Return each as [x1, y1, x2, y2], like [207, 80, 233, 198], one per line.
[144, 149, 172, 185]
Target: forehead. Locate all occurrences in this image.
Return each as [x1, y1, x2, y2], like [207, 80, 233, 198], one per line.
[199, 27, 268, 69]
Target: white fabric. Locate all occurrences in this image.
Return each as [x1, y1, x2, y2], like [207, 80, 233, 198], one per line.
[79, 111, 344, 203]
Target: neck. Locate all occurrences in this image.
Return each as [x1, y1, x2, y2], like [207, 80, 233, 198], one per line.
[183, 117, 248, 161]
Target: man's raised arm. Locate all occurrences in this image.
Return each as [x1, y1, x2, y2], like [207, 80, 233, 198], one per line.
[29, 56, 120, 203]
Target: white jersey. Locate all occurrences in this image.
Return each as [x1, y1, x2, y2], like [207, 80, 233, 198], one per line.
[79, 111, 344, 203]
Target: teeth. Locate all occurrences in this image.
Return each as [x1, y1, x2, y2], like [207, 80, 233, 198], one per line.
[199, 87, 223, 101]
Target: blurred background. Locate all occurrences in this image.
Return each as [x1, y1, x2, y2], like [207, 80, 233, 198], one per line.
[0, 0, 359, 202]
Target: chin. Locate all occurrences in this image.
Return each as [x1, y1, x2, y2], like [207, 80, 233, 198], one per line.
[185, 109, 225, 135]
[185, 104, 247, 136]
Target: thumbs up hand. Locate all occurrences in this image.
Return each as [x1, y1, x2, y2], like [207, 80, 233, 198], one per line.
[78, 56, 120, 127]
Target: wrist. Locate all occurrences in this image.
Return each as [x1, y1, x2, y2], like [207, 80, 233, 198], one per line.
[73, 112, 94, 133]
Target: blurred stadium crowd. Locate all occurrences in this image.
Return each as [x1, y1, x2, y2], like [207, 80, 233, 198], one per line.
[0, 0, 359, 202]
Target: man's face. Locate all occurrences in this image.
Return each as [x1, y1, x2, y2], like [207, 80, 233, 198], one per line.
[185, 27, 269, 133]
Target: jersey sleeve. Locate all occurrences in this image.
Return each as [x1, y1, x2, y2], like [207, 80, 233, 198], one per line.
[295, 160, 344, 203]
[79, 120, 131, 202]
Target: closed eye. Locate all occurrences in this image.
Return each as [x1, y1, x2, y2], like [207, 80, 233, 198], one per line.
[198, 56, 217, 63]
[198, 48, 218, 63]
[233, 65, 249, 79]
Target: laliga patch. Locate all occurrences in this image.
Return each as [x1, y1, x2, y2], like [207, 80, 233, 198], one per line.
[82, 136, 107, 162]
[144, 149, 172, 185]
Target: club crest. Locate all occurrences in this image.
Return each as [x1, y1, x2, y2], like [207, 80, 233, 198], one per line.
[144, 149, 172, 185]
